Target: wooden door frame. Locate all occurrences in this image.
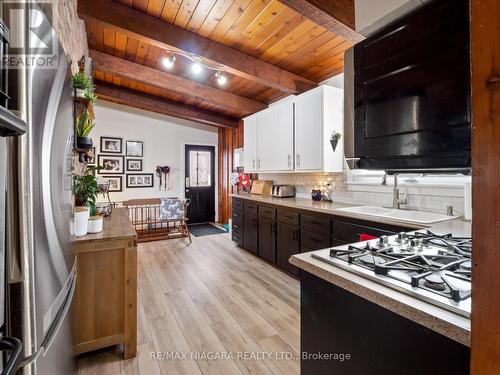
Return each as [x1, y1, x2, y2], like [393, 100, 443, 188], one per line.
[470, 0, 500, 373]
[181, 142, 218, 222]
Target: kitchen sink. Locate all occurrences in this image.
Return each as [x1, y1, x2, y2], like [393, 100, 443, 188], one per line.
[336, 205, 457, 225]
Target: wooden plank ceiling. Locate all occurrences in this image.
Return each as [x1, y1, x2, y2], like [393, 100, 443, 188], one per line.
[79, 0, 355, 126]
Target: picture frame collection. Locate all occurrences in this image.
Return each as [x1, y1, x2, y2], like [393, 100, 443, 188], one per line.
[91, 137, 152, 191]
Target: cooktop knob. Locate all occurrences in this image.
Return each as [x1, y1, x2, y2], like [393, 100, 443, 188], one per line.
[379, 235, 389, 247]
[397, 232, 408, 243]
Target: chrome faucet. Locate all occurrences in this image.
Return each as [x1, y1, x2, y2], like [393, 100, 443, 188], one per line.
[392, 174, 408, 209]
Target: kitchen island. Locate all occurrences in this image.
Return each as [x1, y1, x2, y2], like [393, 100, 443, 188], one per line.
[291, 231, 471, 375]
[230, 194, 471, 374]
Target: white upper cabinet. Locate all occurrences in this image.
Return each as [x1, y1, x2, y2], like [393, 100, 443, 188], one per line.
[243, 114, 258, 172]
[272, 101, 294, 171]
[294, 88, 323, 170]
[243, 85, 343, 173]
[258, 100, 294, 172]
[295, 86, 344, 172]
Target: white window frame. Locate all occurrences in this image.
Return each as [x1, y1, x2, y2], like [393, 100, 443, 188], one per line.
[345, 168, 471, 196]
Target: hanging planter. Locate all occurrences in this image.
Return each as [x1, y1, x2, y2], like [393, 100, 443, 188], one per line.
[76, 136, 93, 150]
[75, 109, 94, 150]
[330, 131, 342, 152]
[74, 88, 85, 98]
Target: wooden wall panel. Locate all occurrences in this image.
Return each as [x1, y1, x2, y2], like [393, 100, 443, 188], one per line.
[217, 121, 244, 224]
[470, 0, 500, 374]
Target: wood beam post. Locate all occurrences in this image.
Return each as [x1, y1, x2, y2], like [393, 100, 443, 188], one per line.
[278, 0, 364, 43]
[94, 82, 239, 128]
[90, 49, 266, 116]
[470, 0, 500, 373]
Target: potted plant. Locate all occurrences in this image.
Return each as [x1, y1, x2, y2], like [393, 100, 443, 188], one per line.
[75, 109, 94, 149]
[73, 166, 103, 235]
[72, 71, 92, 98]
[84, 90, 97, 104]
[330, 131, 342, 152]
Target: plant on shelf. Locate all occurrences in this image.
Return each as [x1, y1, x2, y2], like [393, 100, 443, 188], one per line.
[84, 90, 97, 104]
[75, 109, 94, 149]
[330, 131, 342, 152]
[73, 165, 103, 216]
[72, 71, 93, 98]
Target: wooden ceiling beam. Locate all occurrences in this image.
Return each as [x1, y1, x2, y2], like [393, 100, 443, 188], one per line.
[78, 0, 317, 94]
[90, 49, 266, 116]
[278, 0, 364, 43]
[94, 82, 239, 129]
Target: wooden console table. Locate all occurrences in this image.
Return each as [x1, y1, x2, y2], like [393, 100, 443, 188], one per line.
[72, 208, 138, 359]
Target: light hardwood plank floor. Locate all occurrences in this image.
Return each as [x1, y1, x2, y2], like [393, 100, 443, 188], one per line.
[78, 232, 300, 375]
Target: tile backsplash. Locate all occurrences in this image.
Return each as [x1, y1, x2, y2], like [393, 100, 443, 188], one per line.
[258, 172, 466, 216]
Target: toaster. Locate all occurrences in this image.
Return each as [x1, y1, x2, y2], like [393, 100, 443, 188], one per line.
[271, 185, 296, 198]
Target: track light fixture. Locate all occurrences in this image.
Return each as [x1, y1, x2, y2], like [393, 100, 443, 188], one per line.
[191, 58, 203, 75]
[162, 51, 229, 86]
[215, 70, 227, 86]
[163, 53, 176, 69]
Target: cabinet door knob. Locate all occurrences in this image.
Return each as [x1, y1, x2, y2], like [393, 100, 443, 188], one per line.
[288, 154, 292, 168]
[252, 159, 256, 169]
[296, 154, 300, 168]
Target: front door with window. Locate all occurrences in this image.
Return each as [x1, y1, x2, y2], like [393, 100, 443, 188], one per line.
[185, 145, 215, 224]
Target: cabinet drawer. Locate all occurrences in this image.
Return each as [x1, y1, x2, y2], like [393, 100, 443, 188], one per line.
[232, 230, 243, 245]
[232, 219, 243, 232]
[232, 210, 243, 224]
[244, 202, 258, 215]
[301, 214, 331, 236]
[277, 210, 299, 226]
[332, 220, 396, 243]
[301, 229, 331, 251]
[259, 205, 276, 219]
[233, 199, 244, 211]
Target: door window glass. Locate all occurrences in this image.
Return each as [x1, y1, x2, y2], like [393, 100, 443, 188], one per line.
[189, 150, 211, 187]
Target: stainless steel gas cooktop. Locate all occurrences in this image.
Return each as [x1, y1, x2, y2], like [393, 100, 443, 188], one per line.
[312, 230, 472, 317]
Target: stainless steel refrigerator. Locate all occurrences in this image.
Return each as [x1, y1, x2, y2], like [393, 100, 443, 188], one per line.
[1, 3, 77, 374]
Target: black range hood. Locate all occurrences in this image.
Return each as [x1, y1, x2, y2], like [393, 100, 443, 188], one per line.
[351, 0, 471, 172]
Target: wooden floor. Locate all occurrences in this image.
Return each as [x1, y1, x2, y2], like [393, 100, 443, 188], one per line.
[78, 232, 300, 375]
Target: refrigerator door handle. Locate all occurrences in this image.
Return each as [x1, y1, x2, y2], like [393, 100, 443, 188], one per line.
[18, 264, 76, 368]
[0, 336, 23, 375]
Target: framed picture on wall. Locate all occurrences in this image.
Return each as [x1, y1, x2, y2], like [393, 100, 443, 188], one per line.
[100, 136, 122, 154]
[126, 159, 143, 171]
[126, 140, 143, 157]
[126, 173, 154, 188]
[97, 155, 124, 174]
[100, 176, 122, 192]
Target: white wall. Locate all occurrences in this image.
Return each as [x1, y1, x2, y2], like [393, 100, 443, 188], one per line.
[92, 101, 218, 214]
[355, 0, 425, 36]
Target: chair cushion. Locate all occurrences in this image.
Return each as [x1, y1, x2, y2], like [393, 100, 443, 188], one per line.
[159, 198, 185, 220]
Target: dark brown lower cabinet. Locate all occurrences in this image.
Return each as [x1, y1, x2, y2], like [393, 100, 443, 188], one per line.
[300, 229, 331, 251]
[277, 223, 300, 276]
[243, 213, 258, 254]
[258, 217, 277, 263]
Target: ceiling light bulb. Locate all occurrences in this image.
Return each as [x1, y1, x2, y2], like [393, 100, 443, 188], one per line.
[163, 53, 175, 69]
[215, 71, 227, 86]
[192, 59, 203, 75]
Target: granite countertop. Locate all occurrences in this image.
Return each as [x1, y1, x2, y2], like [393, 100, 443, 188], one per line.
[231, 193, 471, 235]
[231, 193, 471, 346]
